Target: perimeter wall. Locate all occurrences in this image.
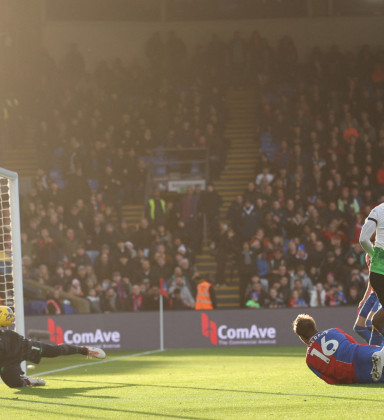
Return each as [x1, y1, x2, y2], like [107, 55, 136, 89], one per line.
[26, 306, 358, 350]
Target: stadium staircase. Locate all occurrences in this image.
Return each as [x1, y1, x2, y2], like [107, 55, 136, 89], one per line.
[121, 204, 144, 229]
[196, 89, 259, 308]
[0, 121, 39, 198]
[3, 145, 38, 178]
[2, 124, 39, 183]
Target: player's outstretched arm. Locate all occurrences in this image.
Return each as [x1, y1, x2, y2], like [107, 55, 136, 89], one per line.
[359, 220, 376, 257]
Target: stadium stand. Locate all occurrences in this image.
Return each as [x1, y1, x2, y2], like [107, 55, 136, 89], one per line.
[3, 30, 384, 313]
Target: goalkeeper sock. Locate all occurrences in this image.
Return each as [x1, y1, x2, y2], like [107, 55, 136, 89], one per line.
[369, 329, 384, 346]
[354, 325, 371, 343]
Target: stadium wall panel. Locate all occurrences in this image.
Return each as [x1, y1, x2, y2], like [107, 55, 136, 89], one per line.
[25, 307, 358, 350]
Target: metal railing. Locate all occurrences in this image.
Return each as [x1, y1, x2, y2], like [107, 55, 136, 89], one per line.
[144, 147, 210, 203]
[143, 147, 210, 245]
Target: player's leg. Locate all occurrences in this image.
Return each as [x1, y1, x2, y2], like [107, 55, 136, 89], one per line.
[368, 302, 384, 345]
[355, 317, 372, 343]
[371, 309, 384, 340]
[365, 301, 380, 330]
[371, 346, 384, 382]
[369, 272, 384, 337]
[354, 292, 377, 343]
[353, 345, 384, 383]
[5, 342, 106, 388]
[0, 363, 45, 388]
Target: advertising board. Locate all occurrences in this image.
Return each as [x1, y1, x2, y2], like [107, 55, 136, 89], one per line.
[26, 307, 357, 350]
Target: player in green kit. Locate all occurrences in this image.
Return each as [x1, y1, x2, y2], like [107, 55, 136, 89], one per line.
[360, 204, 384, 338]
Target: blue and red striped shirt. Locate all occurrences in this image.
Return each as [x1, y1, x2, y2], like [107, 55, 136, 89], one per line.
[306, 328, 361, 384]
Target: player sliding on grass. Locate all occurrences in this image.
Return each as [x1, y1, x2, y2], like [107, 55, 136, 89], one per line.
[0, 306, 106, 388]
[293, 313, 384, 384]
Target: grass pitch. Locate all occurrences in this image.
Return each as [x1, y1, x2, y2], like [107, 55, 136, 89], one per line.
[1, 346, 384, 419]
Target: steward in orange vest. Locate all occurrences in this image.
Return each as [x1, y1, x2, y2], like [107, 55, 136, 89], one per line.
[195, 276, 216, 310]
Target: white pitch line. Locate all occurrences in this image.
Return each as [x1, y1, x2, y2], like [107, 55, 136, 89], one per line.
[36, 348, 165, 377]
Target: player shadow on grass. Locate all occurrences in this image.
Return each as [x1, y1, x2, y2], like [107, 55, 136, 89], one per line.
[162, 348, 305, 358]
[0, 391, 208, 420]
[51, 378, 384, 402]
[4, 381, 210, 419]
[136, 384, 384, 401]
[14, 383, 124, 399]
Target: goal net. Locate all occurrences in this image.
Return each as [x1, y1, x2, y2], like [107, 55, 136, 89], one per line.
[0, 168, 24, 337]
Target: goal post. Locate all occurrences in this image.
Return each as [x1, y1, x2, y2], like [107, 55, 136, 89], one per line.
[0, 167, 25, 339]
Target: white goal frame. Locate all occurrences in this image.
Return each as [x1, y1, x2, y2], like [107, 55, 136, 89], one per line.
[0, 167, 25, 338]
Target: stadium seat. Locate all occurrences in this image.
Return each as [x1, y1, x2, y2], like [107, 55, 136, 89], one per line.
[278, 83, 296, 96]
[168, 157, 180, 170]
[24, 300, 47, 316]
[86, 250, 99, 265]
[153, 156, 168, 176]
[53, 146, 65, 158]
[56, 179, 67, 189]
[260, 131, 272, 142]
[154, 165, 167, 176]
[139, 156, 151, 164]
[190, 162, 201, 174]
[63, 303, 77, 314]
[49, 170, 62, 181]
[265, 92, 280, 103]
[261, 133, 277, 161]
[87, 178, 99, 193]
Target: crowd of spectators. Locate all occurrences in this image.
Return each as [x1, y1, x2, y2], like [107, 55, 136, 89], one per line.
[15, 33, 230, 314]
[5, 30, 384, 313]
[217, 36, 384, 309]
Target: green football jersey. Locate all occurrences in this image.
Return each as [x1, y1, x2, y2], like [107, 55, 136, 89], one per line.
[370, 247, 384, 276]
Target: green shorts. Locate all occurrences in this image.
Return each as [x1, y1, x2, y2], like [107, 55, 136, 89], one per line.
[370, 247, 384, 276]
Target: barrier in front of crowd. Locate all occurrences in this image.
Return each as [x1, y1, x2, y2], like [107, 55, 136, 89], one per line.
[25, 306, 358, 350]
[144, 147, 210, 199]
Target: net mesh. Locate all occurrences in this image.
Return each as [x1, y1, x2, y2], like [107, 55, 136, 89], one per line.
[0, 177, 14, 311]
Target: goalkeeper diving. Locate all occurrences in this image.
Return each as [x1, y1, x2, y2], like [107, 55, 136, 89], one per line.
[0, 306, 106, 388]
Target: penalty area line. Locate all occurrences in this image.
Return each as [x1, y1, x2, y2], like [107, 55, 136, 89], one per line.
[36, 348, 165, 377]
